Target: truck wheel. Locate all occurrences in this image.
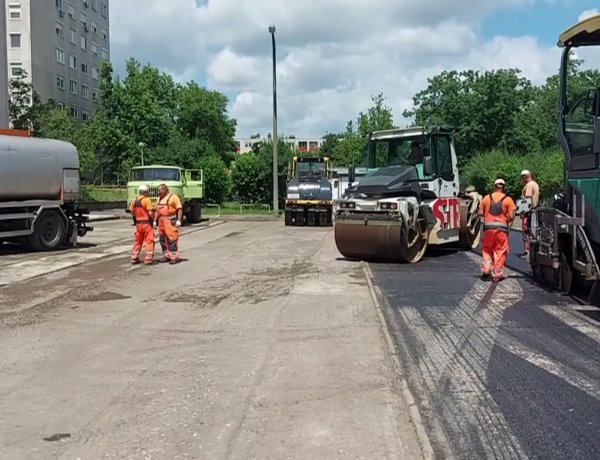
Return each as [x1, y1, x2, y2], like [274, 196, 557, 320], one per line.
[190, 202, 201, 223]
[27, 210, 66, 251]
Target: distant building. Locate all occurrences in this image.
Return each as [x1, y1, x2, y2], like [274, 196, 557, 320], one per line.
[235, 134, 324, 154]
[3, 0, 110, 122]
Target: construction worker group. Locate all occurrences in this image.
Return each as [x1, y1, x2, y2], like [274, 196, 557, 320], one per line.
[479, 169, 539, 282]
[130, 183, 184, 265]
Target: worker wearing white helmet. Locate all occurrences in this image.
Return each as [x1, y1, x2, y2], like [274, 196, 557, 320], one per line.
[129, 184, 155, 265]
[519, 169, 539, 258]
[478, 177, 516, 282]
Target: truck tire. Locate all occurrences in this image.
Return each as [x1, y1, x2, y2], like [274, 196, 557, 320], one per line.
[27, 210, 66, 251]
[190, 201, 201, 223]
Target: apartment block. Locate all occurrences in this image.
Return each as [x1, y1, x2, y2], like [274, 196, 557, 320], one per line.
[4, 0, 110, 122]
[235, 134, 324, 154]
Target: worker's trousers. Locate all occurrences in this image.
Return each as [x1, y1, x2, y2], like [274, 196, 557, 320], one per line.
[481, 228, 509, 281]
[131, 223, 154, 264]
[158, 216, 179, 262]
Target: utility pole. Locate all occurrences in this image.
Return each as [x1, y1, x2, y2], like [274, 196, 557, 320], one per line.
[269, 25, 278, 216]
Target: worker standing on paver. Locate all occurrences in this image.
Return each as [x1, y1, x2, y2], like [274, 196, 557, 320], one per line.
[519, 169, 540, 259]
[130, 184, 155, 265]
[155, 184, 183, 264]
[479, 178, 516, 282]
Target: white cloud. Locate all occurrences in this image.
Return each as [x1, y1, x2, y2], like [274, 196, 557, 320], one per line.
[109, 1, 598, 138]
[579, 9, 599, 21]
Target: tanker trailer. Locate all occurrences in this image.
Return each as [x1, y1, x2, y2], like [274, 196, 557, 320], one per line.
[0, 132, 92, 251]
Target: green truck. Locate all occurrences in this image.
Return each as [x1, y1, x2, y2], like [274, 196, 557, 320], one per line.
[126, 165, 204, 224]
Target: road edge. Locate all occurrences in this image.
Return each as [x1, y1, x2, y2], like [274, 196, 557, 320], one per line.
[362, 262, 435, 460]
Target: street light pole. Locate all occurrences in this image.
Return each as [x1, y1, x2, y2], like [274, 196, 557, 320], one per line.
[138, 141, 146, 166]
[269, 25, 278, 217]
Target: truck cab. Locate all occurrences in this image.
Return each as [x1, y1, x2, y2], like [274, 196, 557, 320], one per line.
[126, 165, 204, 224]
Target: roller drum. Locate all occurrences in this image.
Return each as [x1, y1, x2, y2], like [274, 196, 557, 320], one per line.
[334, 220, 404, 262]
[0, 135, 79, 202]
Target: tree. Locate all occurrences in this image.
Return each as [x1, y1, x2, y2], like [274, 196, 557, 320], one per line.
[200, 155, 230, 204]
[331, 93, 396, 166]
[403, 69, 535, 162]
[7, 76, 51, 132]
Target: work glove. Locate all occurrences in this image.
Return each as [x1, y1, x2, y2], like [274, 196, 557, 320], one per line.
[153, 221, 157, 229]
[175, 219, 181, 228]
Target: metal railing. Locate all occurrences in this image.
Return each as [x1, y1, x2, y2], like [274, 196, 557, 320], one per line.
[203, 203, 221, 216]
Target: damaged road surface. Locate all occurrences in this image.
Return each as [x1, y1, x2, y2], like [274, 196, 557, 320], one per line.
[370, 246, 600, 459]
[0, 221, 424, 459]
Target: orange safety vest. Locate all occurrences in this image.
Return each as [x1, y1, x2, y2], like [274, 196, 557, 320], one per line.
[156, 193, 176, 219]
[483, 194, 509, 233]
[133, 195, 151, 224]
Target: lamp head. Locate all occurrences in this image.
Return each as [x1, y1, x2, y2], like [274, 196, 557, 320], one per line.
[268, 25, 276, 34]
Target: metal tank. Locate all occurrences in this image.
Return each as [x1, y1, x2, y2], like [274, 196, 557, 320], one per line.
[0, 134, 80, 202]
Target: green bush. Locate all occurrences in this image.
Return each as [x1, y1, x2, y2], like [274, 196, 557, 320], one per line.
[462, 149, 564, 200]
[200, 155, 230, 204]
[230, 153, 270, 204]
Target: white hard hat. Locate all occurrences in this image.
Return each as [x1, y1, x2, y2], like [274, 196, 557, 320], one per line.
[520, 169, 531, 176]
[138, 184, 149, 193]
[494, 178, 506, 186]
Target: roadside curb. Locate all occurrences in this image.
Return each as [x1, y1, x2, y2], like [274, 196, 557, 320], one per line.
[362, 263, 435, 460]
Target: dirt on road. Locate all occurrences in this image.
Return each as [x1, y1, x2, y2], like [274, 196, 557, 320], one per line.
[0, 220, 424, 459]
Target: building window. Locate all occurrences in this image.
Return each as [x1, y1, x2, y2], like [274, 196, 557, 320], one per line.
[56, 48, 65, 64]
[69, 28, 76, 43]
[91, 0, 97, 10]
[68, 4, 75, 19]
[91, 21, 97, 33]
[101, 2, 107, 18]
[81, 61, 88, 74]
[9, 34, 21, 48]
[91, 42, 97, 55]
[56, 23, 64, 38]
[69, 55, 77, 69]
[80, 35, 87, 50]
[57, 100, 65, 109]
[57, 75, 65, 90]
[91, 67, 98, 80]
[92, 90, 97, 101]
[82, 84, 89, 99]
[80, 12, 87, 28]
[70, 80, 78, 94]
[56, 0, 64, 10]
[101, 48, 108, 60]
[82, 110, 89, 122]
[100, 28, 107, 40]
[9, 5, 21, 19]
[10, 63, 23, 77]
[70, 107, 79, 118]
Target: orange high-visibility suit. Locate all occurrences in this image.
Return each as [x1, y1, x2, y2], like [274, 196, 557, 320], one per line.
[479, 192, 516, 281]
[130, 195, 155, 264]
[156, 193, 183, 262]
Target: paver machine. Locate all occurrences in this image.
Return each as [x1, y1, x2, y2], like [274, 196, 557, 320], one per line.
[523, 14, 600, 304]
[334, 126, 482, 263]
[284, 156, 334, 226]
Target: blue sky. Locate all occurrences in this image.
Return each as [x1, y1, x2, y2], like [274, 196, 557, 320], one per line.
[111, 0, 600, 138]
[482, 1, 600, 45]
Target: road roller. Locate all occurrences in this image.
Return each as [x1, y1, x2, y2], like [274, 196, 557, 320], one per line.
[334, 126, 482, 263]
[522, 13, 600, 305]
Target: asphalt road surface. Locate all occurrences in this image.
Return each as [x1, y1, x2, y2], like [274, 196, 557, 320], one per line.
[0, 219, 423, 459]
[370, 229, 600, 459]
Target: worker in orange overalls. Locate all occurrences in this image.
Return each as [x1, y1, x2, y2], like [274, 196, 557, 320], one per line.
[479, 178, 516, 282]
[130, 184, 155, 265]
[154, 184, 183, 264]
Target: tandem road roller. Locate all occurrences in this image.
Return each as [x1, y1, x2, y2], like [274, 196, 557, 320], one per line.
[334, 126, 482, 263]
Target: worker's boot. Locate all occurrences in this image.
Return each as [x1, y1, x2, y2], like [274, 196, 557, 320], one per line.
[480, 272, 492, 281]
